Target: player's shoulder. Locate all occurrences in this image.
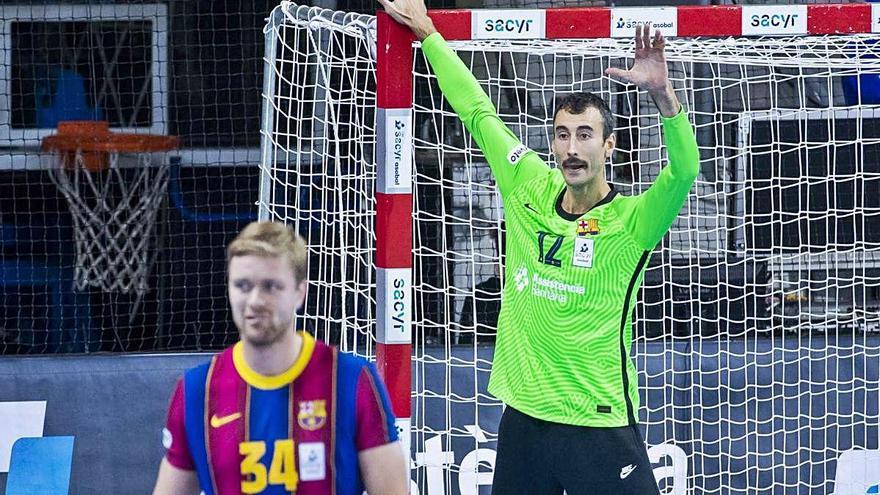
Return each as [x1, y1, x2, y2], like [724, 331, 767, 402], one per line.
[176, 353, 219, 404]
[334, 348, 371, 376]
[305, 338, 371, 379]
[184, 360, 212, 377]
[600, 190, 637, 226]
[182, 352, 219, 379]
[610, 188, 633, 204]
[181, 346, 232, 386]
[512, 166, 564, 199]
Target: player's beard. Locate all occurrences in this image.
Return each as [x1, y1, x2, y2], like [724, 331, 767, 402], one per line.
[240, 313, 292, 348]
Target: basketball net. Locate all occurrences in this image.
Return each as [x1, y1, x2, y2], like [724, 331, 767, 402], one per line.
[44, 122, 178, 316]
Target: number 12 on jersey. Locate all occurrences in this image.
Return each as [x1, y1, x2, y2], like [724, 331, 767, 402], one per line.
[537, 231, 563, 267]
[537, 231, 595, 268]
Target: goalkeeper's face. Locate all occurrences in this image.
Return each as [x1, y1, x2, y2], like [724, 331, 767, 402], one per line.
[551, 107, 615, 189]
[228, 254, 307, 347]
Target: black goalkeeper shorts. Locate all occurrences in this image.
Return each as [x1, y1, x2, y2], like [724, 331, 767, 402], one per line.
[491, 406, 661, 495]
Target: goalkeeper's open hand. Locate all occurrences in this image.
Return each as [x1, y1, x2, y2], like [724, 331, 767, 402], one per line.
[605, 24, 669, 92]
[377, 0, 438, 41]
[605, 24, 680, 117]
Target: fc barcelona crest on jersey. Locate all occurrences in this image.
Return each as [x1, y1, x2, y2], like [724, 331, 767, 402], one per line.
[577, 219, 600, 237]
[298, 400, 327, 431]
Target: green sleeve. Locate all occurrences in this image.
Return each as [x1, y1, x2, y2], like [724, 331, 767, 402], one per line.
[617, 109, 700, 250]
[421, 33, 547, 198]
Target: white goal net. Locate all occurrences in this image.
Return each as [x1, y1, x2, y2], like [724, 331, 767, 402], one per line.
[261, 4, 880, 494]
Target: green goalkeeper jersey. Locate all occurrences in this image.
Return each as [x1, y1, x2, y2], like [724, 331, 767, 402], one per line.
[422, 34, 699, 427]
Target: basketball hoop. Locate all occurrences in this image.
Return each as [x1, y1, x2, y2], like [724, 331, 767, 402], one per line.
[42, 121, 179, 304]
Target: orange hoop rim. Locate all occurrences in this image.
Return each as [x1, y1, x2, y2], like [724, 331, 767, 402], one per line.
[41, 121, 180, 154]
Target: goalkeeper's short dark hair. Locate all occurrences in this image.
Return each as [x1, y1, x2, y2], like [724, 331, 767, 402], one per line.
[553, 93, 615, 140]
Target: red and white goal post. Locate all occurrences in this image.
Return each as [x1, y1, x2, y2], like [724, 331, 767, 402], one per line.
[260, 3, 880, 494]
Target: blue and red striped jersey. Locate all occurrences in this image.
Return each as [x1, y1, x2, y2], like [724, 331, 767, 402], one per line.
[163, 332, 398, 494]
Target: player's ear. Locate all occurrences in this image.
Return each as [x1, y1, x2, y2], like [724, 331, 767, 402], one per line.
[294, 279, 308, 309]
[604, 132, 616, 158]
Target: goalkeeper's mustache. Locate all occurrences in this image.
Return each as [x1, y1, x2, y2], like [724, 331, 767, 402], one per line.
[562, 157, 589, 170]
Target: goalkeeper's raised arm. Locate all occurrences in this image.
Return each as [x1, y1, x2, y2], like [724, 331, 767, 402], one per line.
[377, 0, 548, 197]
[605, 24, 700, 250]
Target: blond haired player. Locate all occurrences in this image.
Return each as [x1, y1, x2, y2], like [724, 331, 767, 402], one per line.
[153, 221, 408, 495]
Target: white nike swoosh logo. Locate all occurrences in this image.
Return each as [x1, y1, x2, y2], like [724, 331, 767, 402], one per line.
[620, 464, 637, 479]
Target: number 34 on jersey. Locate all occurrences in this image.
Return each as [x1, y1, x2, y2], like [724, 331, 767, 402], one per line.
[239, 439, 326, 494]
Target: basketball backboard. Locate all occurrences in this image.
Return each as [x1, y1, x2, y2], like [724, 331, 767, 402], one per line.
[0, 4, 168, 147]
